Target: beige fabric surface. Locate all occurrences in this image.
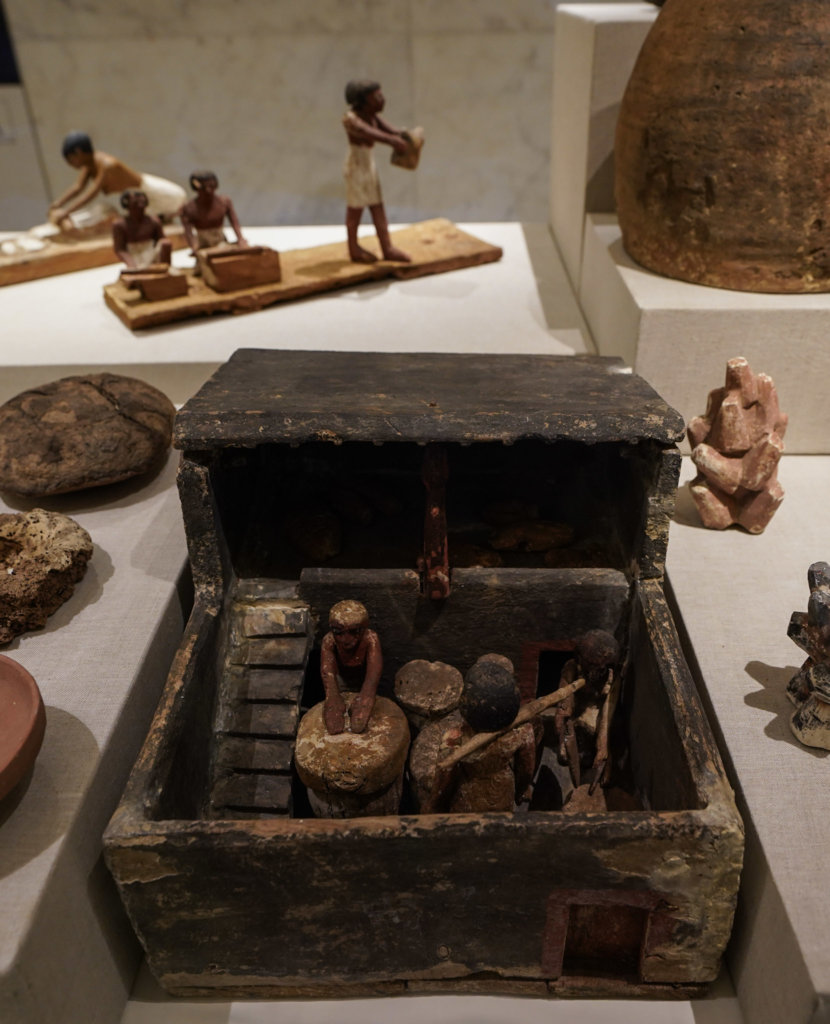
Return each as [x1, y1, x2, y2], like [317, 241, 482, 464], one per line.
[0, 453, 188, 1024]
[668, 455, 830, 1024]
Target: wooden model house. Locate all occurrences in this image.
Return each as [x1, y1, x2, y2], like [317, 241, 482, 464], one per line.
[104, 349, 743, 998]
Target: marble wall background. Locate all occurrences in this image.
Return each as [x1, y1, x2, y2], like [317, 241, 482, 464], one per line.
[1, 0, 631, 228]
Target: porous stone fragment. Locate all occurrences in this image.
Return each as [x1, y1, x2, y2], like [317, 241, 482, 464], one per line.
[0, 508, 93, 644]
[0, 373, 175, 496]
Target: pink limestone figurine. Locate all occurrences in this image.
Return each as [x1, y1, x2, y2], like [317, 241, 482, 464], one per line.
[687, 357, 788, 533]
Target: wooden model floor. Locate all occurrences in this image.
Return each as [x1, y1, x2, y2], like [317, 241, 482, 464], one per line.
[0, 225, 186, 287]
[102, 218, 503, 330]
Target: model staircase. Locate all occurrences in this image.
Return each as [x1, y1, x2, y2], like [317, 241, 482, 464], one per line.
[208, 581, 311, 819]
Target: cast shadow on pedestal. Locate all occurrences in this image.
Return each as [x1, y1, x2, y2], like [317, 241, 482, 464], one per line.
[672, 482, 709, 530]
[0, 544, 114, 643]
[744, 660, 828, 756]
[0, 450, 177, 517]
[0, 707, 99, 878]
[689, 966, 746, 1024]
[123, 963, 234, 1023]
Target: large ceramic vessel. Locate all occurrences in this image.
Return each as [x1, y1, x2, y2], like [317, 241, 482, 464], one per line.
[616, 0, 830, 292]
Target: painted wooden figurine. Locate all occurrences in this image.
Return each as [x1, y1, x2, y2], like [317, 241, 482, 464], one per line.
[112, 190, 172, 269]
[342, 79, 412, 264]
[554, 629, 621, 792]
[411, 654, 537, 813]
[49, 132, 186, 232]
[320, 599, 382, 735]
[179, 171, 248, 254]
[688, 357, 788, 533]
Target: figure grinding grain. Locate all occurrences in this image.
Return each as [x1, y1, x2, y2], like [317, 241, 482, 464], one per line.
[320, 600, 383, 735]
[50, 131, 186, 231]
[111, 190, 172, 269]
[179, 170, 248, 254]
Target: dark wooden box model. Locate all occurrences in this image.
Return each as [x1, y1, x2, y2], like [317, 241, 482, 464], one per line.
[104, 349, 743, 1000]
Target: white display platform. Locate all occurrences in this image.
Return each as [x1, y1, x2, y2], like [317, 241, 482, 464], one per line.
[549, 3, 655, 290]
[579, 214, 830, 454]
[668, 456, 830, 1024]
[0, 453, 188, 1024]
[1, 222, 594, 407]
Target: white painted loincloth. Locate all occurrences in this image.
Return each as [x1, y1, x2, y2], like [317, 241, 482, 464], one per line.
[344, 144, 382, 208]
[125, 239, 162, 268]
[196, 227, 228, 249]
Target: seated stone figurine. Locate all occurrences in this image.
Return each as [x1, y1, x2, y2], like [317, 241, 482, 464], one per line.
[49, 131, 186, 232]
[787, 561, 830, 750]
[688, 357, 788, 533]
[320, 599, 382, 735]
[112, 190, 172, 269]
[179, 170, 248, 254]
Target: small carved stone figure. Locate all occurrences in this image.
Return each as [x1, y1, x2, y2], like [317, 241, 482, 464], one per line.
[688, 357, 788, 533]
[785, 562, 830, 746]
[790, 665, 830, 750]
[553, 630, 620, 792]
[410, 654, 537, 813]
[320, 600, 382, 735]
[49, 131, 185, 231]
[112, 190, 172, 269]
[179, 170, 248, 254]
[342, 79, 412, 264]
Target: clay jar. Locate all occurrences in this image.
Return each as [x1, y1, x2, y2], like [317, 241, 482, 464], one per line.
[616, 1, 830, 292]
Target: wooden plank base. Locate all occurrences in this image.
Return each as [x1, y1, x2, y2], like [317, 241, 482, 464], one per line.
[102, 219, 503, 330]
[0, 225, 186, 287]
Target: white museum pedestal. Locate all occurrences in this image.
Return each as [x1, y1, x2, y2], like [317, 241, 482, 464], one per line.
[0, 222, 592, 408]
[579, 213, 830, 454]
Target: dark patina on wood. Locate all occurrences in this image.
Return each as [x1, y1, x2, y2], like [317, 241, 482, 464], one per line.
[105, 350, 742, 999]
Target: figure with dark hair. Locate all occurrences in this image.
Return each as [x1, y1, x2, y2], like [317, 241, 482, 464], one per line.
[49, 131, 186, 231]
[342, 79, 411, 263]
[179, 170, 248, 254]
[554, 629, 621, 791]
[410, 654, 537, 813]
[111, 190, 172, 269]
[319, 600, 383, 736]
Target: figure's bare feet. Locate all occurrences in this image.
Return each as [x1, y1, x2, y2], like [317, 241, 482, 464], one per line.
[382, 245, 411, 263]
[349, 245, 378, 264]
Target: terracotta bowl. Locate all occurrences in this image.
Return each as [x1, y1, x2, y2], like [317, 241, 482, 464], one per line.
[0, 654, 46, 803]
